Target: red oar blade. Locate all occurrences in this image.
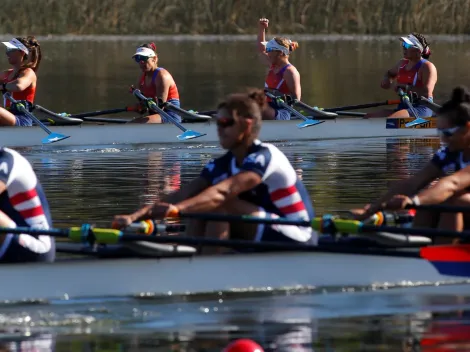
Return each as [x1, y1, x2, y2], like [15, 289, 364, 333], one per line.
[420, 245, 470, 277]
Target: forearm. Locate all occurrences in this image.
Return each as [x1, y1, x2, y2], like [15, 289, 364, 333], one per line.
[4, 80, 29, 92]
[416, 178, 460, 205]
[257, 27, 266, 52]
[176, 187, 228, 213]
[367, 180, 417, 214]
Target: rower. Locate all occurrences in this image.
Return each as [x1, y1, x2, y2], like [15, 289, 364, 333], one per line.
[0, 36, 41, 126]
[352, 86, 470, 244]
[113, 88, 317, 252]
[257, 18, 300, 121]
[129, 42, 181, 124]
[366, 33, 437, 118]
[0, 147, 55, 263]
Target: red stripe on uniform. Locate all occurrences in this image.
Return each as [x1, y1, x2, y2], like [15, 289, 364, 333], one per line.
[271, 185, 297, 201]
[20, 205, 44, 219]
[279, 201, 306, 214]
[10, 188, 38, 206]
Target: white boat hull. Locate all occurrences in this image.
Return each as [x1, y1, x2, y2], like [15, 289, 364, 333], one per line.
[7, 117, 435, 148]
[3, 250, 468, 302]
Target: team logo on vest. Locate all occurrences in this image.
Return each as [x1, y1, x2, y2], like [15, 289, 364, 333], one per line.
[245, 153, 266, 168]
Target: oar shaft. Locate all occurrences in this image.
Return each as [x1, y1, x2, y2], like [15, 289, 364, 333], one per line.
[179, 212, 311, 226]
[324, 100, 400, 112]
[69, 107, 134, 119]
[132, 89, 188, 132]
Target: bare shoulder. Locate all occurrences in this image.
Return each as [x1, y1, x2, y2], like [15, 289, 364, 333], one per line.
[285, 64, 300, 76]
[156, 68, 175, 83]
[423, 60, 437, 71]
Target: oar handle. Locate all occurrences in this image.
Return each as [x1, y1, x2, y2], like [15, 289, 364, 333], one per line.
[4, 93, 53, 134]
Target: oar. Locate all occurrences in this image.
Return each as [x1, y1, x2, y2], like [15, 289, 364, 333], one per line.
[323, 100, 400, 112]
[397, 88, 429, 128]
[419, 96, 441, 113]
[4, 94, 70, 144]
[264, 91, 324, 128]
[162, 102, 212, 121]
[64, 106, 138, 119]
[172, 212, 470, 241]
[290, 99, 338, 119]
[0, 224, 415, 252]
[34, 105, 129, 124]
[131, 88, 206, 140]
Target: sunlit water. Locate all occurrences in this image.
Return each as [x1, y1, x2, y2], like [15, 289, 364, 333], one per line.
[0, 35, 468, 350]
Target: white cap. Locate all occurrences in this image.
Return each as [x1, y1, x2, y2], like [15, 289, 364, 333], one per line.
[2, 38, 29, 55]
[261, 38, 290, 56]
[132, 47, 156, 58]
[400, 34, 423, 53]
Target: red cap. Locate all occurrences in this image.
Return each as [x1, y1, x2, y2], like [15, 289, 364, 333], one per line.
[224, 339, 264, 352]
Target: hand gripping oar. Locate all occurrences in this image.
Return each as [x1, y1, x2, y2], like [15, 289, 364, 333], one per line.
[131, 88, 206, 140]
[419, 96, 441, 114]
[264, 91, 324, 128]
[4, 93, 70, 144]
[397, 88, 429, 128]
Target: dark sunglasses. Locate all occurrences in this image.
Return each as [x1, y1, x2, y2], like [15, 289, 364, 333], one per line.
[134, 55, 150, 63]
[437, 126, 461, 137]
[216, 117, 236, 128]
[402, 42, 417, 50]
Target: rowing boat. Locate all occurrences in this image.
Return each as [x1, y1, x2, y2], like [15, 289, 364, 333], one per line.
[3, 241, 468, 303]
[4, 116, 436, 148]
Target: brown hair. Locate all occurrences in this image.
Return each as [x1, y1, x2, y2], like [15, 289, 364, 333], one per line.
[17, 36, 41, 72]
[439, 86, 470, 126]
[411, 32, 431, 59]
[217, 88, 265, 136]
[138, 42, 157, 54]
[274, 37, 299, 54]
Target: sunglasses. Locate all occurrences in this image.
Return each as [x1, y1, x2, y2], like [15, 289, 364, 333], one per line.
[402, 42, 418, 50]
[134, 55, 150, 63]
[216, 117, 236, 128]
[437, 126, 461, 137]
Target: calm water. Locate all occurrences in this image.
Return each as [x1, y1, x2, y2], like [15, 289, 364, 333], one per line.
[1, 36, 469, 351]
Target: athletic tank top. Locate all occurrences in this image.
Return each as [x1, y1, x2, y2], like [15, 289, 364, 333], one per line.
[139, 67, 180, 101]
[2, 69, 36, 108]
[264, 64, 292, 101]
[396, 59, 427, 88]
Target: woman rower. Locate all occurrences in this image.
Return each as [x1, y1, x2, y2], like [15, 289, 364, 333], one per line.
[352, 86, 470, 243]
[257, 18, 300, 121]
[366, 33, 437, 118]
[0, 36, 41, 126]
[130, 42, 181, 124]
[112, 89, 316, 252]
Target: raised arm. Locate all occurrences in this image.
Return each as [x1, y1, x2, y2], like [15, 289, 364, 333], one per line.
[257, 18, 271, 66]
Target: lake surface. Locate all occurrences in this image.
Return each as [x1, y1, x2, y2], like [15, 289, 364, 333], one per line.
[1, 36, 469, 351]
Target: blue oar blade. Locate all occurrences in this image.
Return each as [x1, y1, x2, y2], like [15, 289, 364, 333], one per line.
[420, 245, 470, 277]
[177, 130, 206, 141]
[296, 119, 324, 129]
[42, 132, 70, 144]
[405, 117, 429, 128]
